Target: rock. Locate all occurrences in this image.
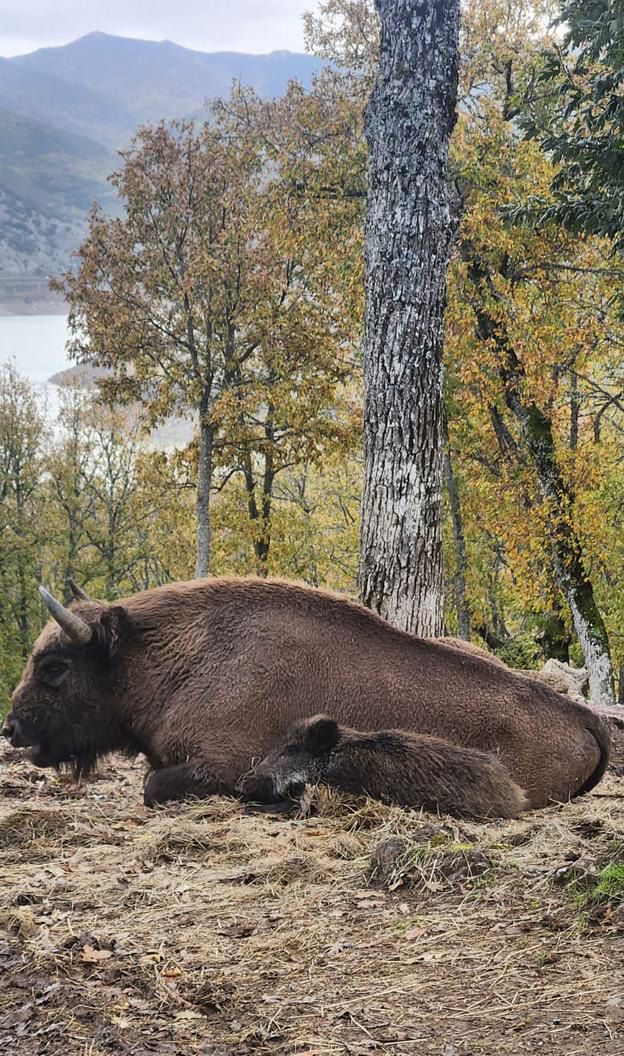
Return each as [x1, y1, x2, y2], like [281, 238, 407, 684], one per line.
[517, 660, 588, 705]
[370, 837, 408, 882]
[605, 994, 624, 1024]
[542, 658, 588, 698]
[583, 702, 624, 771]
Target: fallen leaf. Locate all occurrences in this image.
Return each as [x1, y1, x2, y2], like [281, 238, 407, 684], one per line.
[403, 925, 426, 940]
[81, 945, 113, 963]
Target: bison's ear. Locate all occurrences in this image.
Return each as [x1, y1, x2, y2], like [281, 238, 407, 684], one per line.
[304, 716, 341, 755]
[91, 606, 131, 664]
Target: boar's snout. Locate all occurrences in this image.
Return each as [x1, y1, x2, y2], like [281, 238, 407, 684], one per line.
[236, 768, 278, 803]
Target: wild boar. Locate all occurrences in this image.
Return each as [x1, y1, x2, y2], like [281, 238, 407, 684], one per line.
[237, 714, 529, 818]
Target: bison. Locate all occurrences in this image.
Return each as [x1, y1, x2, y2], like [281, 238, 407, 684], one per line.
[3, 576, 610, 809]
[236, 715, 529, 818]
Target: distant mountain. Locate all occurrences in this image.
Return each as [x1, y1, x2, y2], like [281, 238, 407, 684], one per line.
[0, 108, 117, 216]
[0, 51, 138, 147]
[8, 33, 324, 133]
[0, 33, 326, 313]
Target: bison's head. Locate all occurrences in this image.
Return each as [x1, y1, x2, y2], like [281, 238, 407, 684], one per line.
[237, 715, 341, 803]
[3, 586, 131, 777]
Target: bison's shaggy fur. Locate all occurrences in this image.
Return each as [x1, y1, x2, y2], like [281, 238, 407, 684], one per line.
[237, 715, 529, 819]
[5, 577, 610, 809]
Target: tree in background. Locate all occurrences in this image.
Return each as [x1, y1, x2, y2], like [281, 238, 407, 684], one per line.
[46, 386, 176, 597]
[209, 454, 362, 589]
[56, 104, 360, 578]
[521, 0, 624, 254]
[0, 362, 45, 699]
[55, 120, 264, 578]
[445, 0, 620, 704]
[358, 0, 460, 636]
[46, 384, 97, 603]
[211, 81, 364, 572]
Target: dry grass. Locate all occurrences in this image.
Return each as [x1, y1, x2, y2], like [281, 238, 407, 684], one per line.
[1, 745, 624, 1055]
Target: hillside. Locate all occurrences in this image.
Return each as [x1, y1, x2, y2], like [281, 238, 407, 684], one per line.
[0, 109, 117, 219]
[0, 52, 137, 146]
[8, 33, 325, 131]
[0, 33, 325, 313]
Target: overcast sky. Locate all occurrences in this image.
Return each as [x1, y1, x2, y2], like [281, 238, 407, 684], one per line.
[0, 0, 317, 58]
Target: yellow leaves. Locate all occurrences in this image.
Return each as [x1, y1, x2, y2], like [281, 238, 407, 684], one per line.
[208, 455, 361, 590]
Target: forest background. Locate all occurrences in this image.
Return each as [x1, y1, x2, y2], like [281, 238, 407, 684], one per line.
[3, 0, 624, 710]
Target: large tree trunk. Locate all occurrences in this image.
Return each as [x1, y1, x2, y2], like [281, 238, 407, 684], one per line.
[359, 0, 460, 636]
[194, 393, 213, 579]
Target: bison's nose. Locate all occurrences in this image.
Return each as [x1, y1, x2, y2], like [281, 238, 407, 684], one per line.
[1, 718, 32, 751]
[2, 719, 16, 742]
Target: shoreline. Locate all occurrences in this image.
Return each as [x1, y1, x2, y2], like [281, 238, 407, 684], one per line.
[0, 307, 68, 317]
[0, 281, 67, 317]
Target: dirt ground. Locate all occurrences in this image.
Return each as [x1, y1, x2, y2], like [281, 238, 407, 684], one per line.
[1, 743, 624, 1056]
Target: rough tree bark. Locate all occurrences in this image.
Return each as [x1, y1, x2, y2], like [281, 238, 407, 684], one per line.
[359, 0, 460, 636]
[443, 426, 471, 640]
[514, 401, 614, 707]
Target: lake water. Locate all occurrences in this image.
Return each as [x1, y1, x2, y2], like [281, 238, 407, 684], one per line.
[0, 313, 193, 446]
[0, 314, 70, 410]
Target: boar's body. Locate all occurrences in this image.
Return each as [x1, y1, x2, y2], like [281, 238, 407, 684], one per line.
[6, 577, 610, 809]
[237, 715, 529, 819]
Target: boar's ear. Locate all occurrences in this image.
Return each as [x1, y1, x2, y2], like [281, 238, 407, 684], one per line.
[91, 606, 131, 664]
[304, 716, 341, 755]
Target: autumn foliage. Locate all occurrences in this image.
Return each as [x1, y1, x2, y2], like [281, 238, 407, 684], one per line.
[2, 0, 624, 708]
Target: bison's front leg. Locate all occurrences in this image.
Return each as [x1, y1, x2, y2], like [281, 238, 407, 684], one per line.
[143, 761, 230, 807]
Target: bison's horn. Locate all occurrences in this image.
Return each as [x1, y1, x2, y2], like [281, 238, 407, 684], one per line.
[68, 578, 90, 602]
[39, 586, 92, 645]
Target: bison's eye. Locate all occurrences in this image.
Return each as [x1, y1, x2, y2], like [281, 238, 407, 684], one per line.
[38, 661, 69, 687]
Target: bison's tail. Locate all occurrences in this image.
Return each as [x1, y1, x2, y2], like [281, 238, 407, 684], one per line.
[573, 715, 611, 798]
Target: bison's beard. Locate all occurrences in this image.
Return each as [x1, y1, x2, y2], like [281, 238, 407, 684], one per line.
[29, 722, 135, 780]
[29, 737, 98, 779]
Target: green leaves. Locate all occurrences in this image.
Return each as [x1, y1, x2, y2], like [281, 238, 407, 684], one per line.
[520, 0, 624, 255]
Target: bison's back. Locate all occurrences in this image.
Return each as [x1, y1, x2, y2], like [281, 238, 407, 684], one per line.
[125, 577, 608, 807]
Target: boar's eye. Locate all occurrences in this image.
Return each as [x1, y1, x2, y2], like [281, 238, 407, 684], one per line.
[38, 660, 69, 687]
[283, 744, 300, 757]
